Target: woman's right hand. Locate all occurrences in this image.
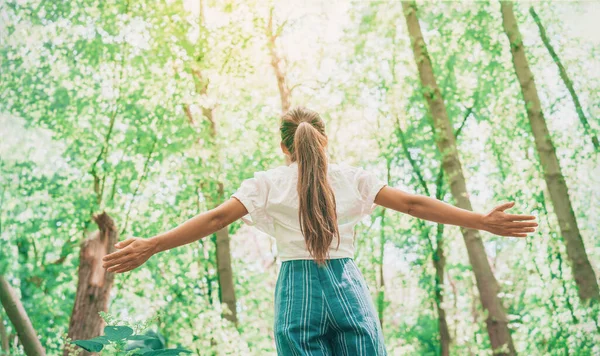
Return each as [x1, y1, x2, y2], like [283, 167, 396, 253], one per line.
[102, 237, 158, 273]
[480, 202, 538, 238]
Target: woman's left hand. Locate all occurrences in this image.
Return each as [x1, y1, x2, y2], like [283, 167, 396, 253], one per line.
[480, 202, 538, 238]
[102, 237, 157, 273]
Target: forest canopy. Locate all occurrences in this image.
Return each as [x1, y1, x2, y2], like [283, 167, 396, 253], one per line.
[0, 0, 599, 355]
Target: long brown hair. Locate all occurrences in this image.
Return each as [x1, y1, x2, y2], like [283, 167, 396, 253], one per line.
[280, 106, 340, 265]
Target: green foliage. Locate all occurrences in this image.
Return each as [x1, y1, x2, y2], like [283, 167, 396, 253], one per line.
[72, 325, 191, 356]
[1, 0, 599, 355]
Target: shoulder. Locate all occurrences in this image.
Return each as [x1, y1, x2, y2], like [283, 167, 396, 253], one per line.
[247, 163, 293, 185]
[264, 163, 293, 177]
[330, 162, 365, 179]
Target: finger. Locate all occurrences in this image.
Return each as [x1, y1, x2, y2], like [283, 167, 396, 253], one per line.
[494, 201, 515, 212]
[505, 214, 536, 221]
[114, 264, 136, 273]
[108, 262, 134, 273]
[508, 233, 528, 238]
[103, 255, 135, 269]
[103, 247, 131, 262]
[507, 222, 538, 228]
[107, 264, 125, 272]
[115, 238, 135, 249]
[507, 228, 536, 234]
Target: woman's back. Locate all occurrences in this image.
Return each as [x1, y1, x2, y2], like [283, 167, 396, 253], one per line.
[231, 161, 386, 261]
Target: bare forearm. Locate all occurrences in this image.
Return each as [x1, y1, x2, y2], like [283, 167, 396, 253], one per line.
[408, 195, 484, 230]
[375, 186, 537, 238]
[102, 198, 248, 274]
[150, 211, 223, 254]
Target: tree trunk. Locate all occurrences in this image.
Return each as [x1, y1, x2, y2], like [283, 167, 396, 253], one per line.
[0, 276, 45, 355]
[395, 82, 455, 356]
[377, 209, 386, 328]
[265, 5, 290, 263]
[215, 183, 237, 324]
[189, 3, 238, 322]
[267, 8, 291, 114]
[433, 170, 450, 356]
[0, 312, 8, 353]
[529, 6, 599, 151]
[178, 1, 239, 326]
[433, 223, 450, 356]
[402, 2, 516, 354]
[64, 212, 117, 356]
[197, 88, 237, 326]
[501, 1, 600, 302]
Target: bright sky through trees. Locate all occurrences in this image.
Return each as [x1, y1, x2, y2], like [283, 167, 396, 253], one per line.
[0, 0, 599, 355]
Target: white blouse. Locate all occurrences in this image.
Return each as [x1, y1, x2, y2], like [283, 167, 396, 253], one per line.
[231, 161, 387, 261]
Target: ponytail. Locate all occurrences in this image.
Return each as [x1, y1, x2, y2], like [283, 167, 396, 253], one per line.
[280, 108, 340, 265]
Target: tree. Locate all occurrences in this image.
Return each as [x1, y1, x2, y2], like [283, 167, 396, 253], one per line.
[183, 0, 238, 324]
[266, 7, 291, 114]
[0, 276, 45, 355]
[397, 122, 452, 356]
[529, 6, 599, 151]
[64, 213, 117, 356]
[402, 2, 516, 354]
[0, 312, 8, 352]
[500, 1, 599, 302]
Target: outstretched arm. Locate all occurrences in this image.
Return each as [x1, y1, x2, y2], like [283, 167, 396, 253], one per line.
[103, 198, 248, 273]
[374, 186, 537, 237]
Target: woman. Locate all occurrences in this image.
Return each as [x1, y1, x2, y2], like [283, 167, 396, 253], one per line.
[103, 106, 537, 355]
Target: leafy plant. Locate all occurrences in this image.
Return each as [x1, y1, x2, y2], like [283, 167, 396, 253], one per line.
[72, 326, 191, 355]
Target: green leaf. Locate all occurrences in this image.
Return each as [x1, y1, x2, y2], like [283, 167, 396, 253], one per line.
[132, 347, 154, 355]
[127, 335, 159, 341]
[72, 340, 104, 352]
[104, 325, 134, 341]
[88, 336, 111, 345]
[142, 348, 193, 355]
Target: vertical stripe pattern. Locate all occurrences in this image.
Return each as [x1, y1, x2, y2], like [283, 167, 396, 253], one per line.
[274, 258, 387, 355]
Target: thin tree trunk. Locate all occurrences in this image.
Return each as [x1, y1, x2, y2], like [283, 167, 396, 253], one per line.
[64, 212, 117, 356]
[501, 1, 600, 302]
[402, 2, 516, 354]
[433, 223, 450, 356]
[377, 209, 386, 328]
[0, 312, 8, 353]
[177, 1, 238, 327]
[190, 97, 237, 325]
[0, 276, 45, 356]
[196, 84, 237, 325]
[396, 121, 452, 354]
[267, 8, 291, 114]
[529, 6, 599, 151]
[215, 183, 237, 324]
[265, 6, 290, 267]
[434, 171, 450, 356]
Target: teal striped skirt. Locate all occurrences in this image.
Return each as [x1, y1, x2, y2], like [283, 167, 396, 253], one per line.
[274, 258, 387, 355]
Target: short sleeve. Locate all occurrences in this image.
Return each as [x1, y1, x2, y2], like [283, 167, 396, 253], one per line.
[354, 167, 387, 216]
[231, 171, 271, 228]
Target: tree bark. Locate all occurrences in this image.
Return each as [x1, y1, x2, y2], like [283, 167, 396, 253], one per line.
[189, 2, 238, 323]
[195, 77, 238, 325]
[402, 2, 516, 354]
[529, 6, 599, 151]
[267, 8, 291, 114]
[501, 1, 600, 302]
[215, 183, 237, 324]
[64, 212, 117, 356]
[0, 310, 8, 353]
[0, 276, 45, 355]
[433, 223, 450, 356]
[377, 209, 386, 328]
[396, 121, 452, 354]
[433, 170, 450, 356]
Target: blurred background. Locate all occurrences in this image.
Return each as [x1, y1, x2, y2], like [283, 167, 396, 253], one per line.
[1, 0, 599, 355]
